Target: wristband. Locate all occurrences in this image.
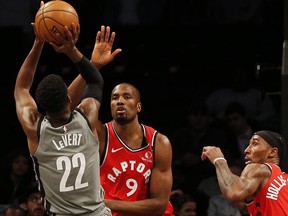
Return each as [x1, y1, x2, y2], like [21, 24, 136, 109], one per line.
[213, 157, 227, 166]
[76, 56, 104, 102]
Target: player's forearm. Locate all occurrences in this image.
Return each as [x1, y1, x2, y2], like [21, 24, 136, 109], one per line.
[215, 161, 242, 202]
[90, 60, 103, 70]
[16, 39, 44, 89]
[68, 74, 86, 109]
[105, 198, 166, 216]
[68, 55, 104, 108]
[75, 56, 103, 102]
[65, 46, 83, 63]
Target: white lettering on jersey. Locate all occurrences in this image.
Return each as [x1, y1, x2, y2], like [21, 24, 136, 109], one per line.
[107, 160, 151, 183]
[52, 133, 83, 150]
[266, 175, 287, 200]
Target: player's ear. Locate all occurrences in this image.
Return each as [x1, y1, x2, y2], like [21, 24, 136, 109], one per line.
[269, 147, 278, 158]
[137, 102, 142, 113]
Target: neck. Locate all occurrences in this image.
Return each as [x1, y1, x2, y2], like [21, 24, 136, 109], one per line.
[47, 110, 71, 127]
[112, 119, 142, 141]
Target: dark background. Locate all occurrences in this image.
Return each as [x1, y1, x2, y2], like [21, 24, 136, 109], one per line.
[0, 0, 284, 157]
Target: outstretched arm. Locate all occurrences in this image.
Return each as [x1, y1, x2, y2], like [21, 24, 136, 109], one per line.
[14, 2, 45, 154]
[201, 146, 269, 203]
[14, 37, 44, 132]
[52, 24, 104, 129]
[50, 22, 83, 110]
[68, 25, 122, 108]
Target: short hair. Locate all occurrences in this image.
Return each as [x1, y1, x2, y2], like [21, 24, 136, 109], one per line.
[112, 83, 141, 102]
[36, 74, 68, 113]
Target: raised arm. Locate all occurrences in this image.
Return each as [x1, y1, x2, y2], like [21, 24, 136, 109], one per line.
[14, 13, 45, 153]
[51, 25, 104, 133]
[68, 25, 122, 109]
[90, 25, 122, 69]
[104, 133, 173, 216]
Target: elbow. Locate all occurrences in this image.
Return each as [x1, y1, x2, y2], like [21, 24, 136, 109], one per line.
[148, 200, 168, 216]
[224, 191, 246, 203]
[156, 200, 169, 216]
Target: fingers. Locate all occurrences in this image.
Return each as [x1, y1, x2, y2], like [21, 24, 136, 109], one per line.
[64, 26, 72, 39]
[201, 146, 215, 161]
[100, 25, 105, 42]
[105, 26, 110, 42]
[49, 41, 59, 50]
[109, 32, 115, 46]
[95, 31, 101, 45]
[111, 48, 122, 59]
[39, 1, 44, 9]
[70, 22, 80, 43]
[97, 25, 113, 43]
[201, 146, 225, 164]
[201, 146, 208, 161]
[50, 25, 77, 52]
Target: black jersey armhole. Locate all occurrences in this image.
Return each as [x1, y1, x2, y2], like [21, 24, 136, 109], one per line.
[152, 131, 158, 165]
[100, 124, 108, 165]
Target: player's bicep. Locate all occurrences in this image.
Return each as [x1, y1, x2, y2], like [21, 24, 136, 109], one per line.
[149, 134, 173, 199]
[154, 134, 173, 172]
[78, 98, 100, 133]
[229, 164, 269, 201]
[15, 90, 39, 127]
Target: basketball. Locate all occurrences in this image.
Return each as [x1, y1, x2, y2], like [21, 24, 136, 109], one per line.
[34, 0, 79, 43]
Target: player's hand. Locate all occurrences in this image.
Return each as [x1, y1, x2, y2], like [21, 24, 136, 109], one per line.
[31, 1, 45, 43]
[50, 22, 80, 54]
[31, 23, 45, 44]
[201, 146, 225, 164]
[91, 25, 122, 69]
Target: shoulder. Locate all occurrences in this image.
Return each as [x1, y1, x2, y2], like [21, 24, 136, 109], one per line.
[238, 163, 271, 200]
[156, 132, 171, 147]
[154, 132, 172, 159]
[153, 132, 172, 170]
[142, 124, 172, 154]
[20, 106, 42, 143]
[241, 163, 271, 179]
[22, 106, 42, 126]
[77, 98, 100, 117]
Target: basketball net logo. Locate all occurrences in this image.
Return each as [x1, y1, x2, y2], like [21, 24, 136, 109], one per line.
[63, 125, 67, 133]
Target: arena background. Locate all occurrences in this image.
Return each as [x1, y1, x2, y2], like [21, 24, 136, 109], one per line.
[0, 0, 286, 170]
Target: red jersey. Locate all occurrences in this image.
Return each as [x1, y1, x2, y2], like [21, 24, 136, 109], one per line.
[100, 121, 174, 216]
[246, 163, 288, 216]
